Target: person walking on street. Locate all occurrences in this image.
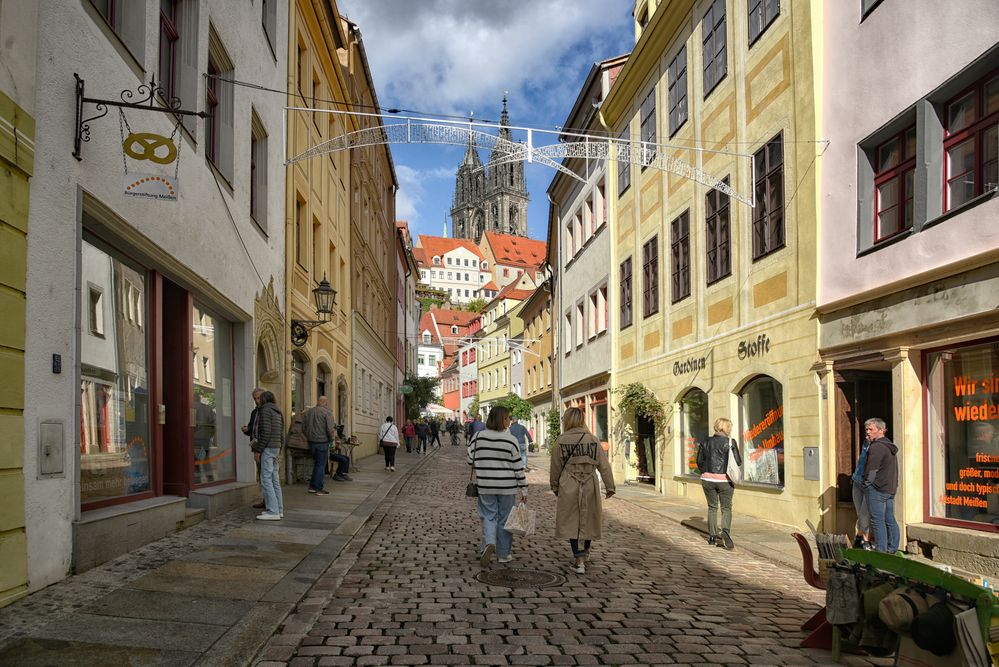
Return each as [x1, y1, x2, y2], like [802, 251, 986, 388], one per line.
[470, 415, 486, 435]
[241, 387, 266, 509]
[851, 436, 874, 549]
[863, 417, 900, 554]
[302, 396, 336, 496]
[509, 416, 534, 472]
[255, 391, 285, 520]
[430, 419, 442, 448]
[415, 418, 430, 455]
[402, 419, 416, 453]
[379, 416, 400, 471]
[696, 417, 742, 549]
[468, 406, 527, 566]
[550, 407, 615, 574]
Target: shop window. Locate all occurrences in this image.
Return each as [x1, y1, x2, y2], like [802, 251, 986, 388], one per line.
[192, 304, 233, 485]
[680, 388, 709, 476]
[739, 375, 784, 486]
[668, 46, 688, 137]
[702, 0, 727, 98]
[80, 239, 150, 505]
[926, 340, 999, 528]
[748, 0, 779, 46]
[706, 178, 731, 283]
[670, 210, 691, 303]
[943, 73, 999, 211]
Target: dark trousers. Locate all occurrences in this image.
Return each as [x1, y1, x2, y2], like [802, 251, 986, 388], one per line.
[309, 441, 329, 491]
[329, 452, 349, 476]
[701, 480, 735, 537]
[570, 539, 592, 558]
[383, 444, 397, 467]
[431, 432, 441, 447]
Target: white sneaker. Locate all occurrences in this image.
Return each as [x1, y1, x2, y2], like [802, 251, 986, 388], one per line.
[256, 512, 281, 521]
[570, 562, 585, 574]
[497, 555, 514, 563]
[386, 466, 391, 471]
[390, 466, 395, 471]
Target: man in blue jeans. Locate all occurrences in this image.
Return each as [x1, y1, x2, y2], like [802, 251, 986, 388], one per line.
[302, 396, 336, 496]
[863, 417, 900, 554]
[508, 416, 533, 472]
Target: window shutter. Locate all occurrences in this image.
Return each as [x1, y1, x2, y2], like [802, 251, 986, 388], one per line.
[178, 1, 200, 136]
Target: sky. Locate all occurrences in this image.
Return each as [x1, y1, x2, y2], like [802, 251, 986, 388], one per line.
[337, 0, 635, 243]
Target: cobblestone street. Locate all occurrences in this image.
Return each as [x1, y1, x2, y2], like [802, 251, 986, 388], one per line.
[259, 446, 879, 667]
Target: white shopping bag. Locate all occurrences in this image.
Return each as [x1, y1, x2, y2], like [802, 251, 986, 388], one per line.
[503, 503, 536, 536]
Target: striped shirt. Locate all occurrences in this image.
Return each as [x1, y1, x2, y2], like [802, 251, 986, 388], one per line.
[467, 429, 528, 496]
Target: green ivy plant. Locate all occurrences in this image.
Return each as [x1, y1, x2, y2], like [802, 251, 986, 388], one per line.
[546, 408, 561, 447]
[613, 382, 667, 431]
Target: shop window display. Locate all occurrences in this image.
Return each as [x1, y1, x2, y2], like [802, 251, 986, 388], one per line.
[927, 341, 999, 527]
[192, 304, 234, 485]
[739, 375, 784, 486]
[681, 388, 709, 476]
[80, 240, 150, 504]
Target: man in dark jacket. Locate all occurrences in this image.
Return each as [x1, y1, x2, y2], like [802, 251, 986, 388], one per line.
[241, 388, 265, 508]
[303, 396, 344, 495]
[863, 417, 900, 554]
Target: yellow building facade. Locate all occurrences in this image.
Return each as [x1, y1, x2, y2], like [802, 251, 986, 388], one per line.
[605, 0, 823, 528]
[286, 1, 354, 425]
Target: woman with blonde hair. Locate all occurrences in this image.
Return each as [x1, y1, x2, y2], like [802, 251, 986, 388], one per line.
[550, 407, 615, 574]
[696, 417, 742, 549]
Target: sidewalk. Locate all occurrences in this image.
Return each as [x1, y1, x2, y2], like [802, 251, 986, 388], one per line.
[0, 446, 440, 666]
[530, 449, 804, 573]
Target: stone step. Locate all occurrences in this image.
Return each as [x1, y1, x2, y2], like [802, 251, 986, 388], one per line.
[178, 507, 206, 530]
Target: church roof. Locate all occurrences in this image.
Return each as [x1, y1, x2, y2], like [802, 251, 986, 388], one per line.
[482, 232, 547, 269]
[415, 235, 485, 267]
[461, 135, 482, 167]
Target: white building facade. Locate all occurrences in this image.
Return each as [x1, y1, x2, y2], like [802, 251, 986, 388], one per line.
[415, 236, 493, 304]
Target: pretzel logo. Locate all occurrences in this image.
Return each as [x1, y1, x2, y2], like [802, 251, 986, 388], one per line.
[123, 132, 177, 165]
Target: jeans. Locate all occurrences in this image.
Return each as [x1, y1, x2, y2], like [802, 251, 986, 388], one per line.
[260, 447, 283, 515]
[852, 481, 871, 536]
[477, 494, 516, 558]
[308, 441, 329, 491]
[519, 443, 528, 470]
[404, 436, 414, 453]
[417, 437, 427, 454]
[701, 480, 734, 537]
[330, 452, 349, 476]
[569, 539, 591, 558]
[383, 444, 397, 467]
[866, 487, 900, 554]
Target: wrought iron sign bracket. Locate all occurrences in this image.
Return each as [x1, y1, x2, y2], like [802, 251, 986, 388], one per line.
[73, 73, 210, 161]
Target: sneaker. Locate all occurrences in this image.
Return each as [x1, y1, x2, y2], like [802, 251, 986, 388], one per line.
[307, 488, 317, 494]
[497, 555, 514, 563]
[256, 512, 281, 521]
[722, 531, 735, 550]
[385, 466, 391, 471]
[333, 474, 352, 481]
[707, 535, 717, 546]
[479, 543, 495, 566]
[390, 466, 395, 471]
[571, 562, 585, 574]
[315, 490, 330, 496]
[862, 541, 875, 551]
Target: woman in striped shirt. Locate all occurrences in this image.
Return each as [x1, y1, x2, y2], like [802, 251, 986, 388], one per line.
[467, 406, 528, 566]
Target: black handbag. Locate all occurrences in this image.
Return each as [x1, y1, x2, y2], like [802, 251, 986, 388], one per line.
[466, 436, 478, 497]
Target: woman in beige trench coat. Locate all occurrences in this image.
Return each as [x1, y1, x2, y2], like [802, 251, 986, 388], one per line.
[550, 407, 615, 574]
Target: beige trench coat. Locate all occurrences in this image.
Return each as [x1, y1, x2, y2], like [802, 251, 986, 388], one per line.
[550, 428, 616, 541]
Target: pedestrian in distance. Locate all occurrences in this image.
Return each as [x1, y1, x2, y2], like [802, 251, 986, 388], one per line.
[241, 387, 266, 509]
[302, 396, 336, 496]
[429, 418, 442, 448]
[508, 416, 534, 472]
[470, 414, 486, 435]
[696, 417, 742, 549]
[402, 419, 416, 453]
[863, 417, 900, 554]
[851, 433, 874, 550]
[415, 418, 430, 455]
[255, 391, 285, 521]
[550, 407, 615, 574]
[378, 416, 400, 471]
[467, 406, 528, 567]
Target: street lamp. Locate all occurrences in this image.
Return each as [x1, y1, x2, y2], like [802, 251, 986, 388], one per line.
[290, 275, 337, 347]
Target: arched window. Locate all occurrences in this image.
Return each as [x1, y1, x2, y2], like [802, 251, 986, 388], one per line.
[422, 331, 431, 344]
[680, 388, 709, 476]
[433, 256, 441, 265]
[739, 375, 784, 486]
[291, 352, 309, 414]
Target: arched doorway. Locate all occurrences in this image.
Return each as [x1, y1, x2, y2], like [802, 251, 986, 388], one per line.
[336, 375, 349, 433]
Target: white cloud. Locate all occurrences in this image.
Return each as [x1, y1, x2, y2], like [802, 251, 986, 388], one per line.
[394, 164, 457, 226]
[339, 0, 632, 123]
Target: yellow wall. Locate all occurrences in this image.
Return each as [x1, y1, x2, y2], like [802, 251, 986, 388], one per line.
[0, 90, 31, 606]
[605, 0, 823, 528]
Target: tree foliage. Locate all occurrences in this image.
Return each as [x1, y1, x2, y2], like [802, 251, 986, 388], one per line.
[613, 382, 667, 430]
[403, 373, 440, 420]
[546, 408, 561, 447]
[418, 296, 445, 313]
[464, 298, 487, 313]
[468, 397, 481, 421]
[496, 393, 533, 421]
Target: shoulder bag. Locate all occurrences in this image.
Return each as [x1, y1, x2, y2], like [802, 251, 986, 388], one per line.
[726, 437, 742, 483]
[466, 435, 479, 497]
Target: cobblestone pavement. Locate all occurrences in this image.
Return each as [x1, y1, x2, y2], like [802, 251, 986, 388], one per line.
[258, 446, 887, 667]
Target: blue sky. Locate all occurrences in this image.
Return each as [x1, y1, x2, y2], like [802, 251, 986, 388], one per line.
[338, 0, 635, 242]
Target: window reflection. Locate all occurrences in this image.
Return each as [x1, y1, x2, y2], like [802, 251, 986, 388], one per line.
[193, 304, 234, 485]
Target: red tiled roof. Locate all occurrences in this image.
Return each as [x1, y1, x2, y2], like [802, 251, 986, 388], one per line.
[412, 247, 428, 266]
[495, 281, 534, 302]
[432, 309, 480, 327]
[483, 232, 547, 269]
[417, 235, 484, 267]
[420, 308, 480, 361]
[481, 280, 498, 291]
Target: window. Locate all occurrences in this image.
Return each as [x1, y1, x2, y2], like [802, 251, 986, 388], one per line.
[92, 0, 145, 59]
[618, 129, 632, 195]
[295, 198, 306, 267]
[250, 113, 268, 229]
[640, 88, 657, 166]
[575, 303, 584, 348]
[671, 210, 691, 303]
[706, 179, 731, 284]
[642, 236, 659, 317]
[447, 272, 453, 280]
[261, 0, 277, 54]
[566, 221, 575, 258]
[597, 286, 608, 334]
[434, 256, 441, 265]
[926, 339, 999, 528]
[192, 304, 233, 485]
[312, 218, 322, 278]
[944, 73, 999, 211]
[447, 257, 452, 265]
[668, 46, 688, 137]
[620, 257, 633, 329]
[702, 0, 727, 97]
[422, 332, 431, 343]
[872, 126, 916, 242]
[418, 355, 425, 366]
[503, 268, 510, 277]
[740, 375, 784, 486]
[205, 32, 235, 180]
[680, 388, 709, 476]
[748, 0, 779, 45]
[564, 312, 572, 356]
[753, 133, 786, 257]
[159, 0, 180, 100]
[589, 292, 598, 338]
